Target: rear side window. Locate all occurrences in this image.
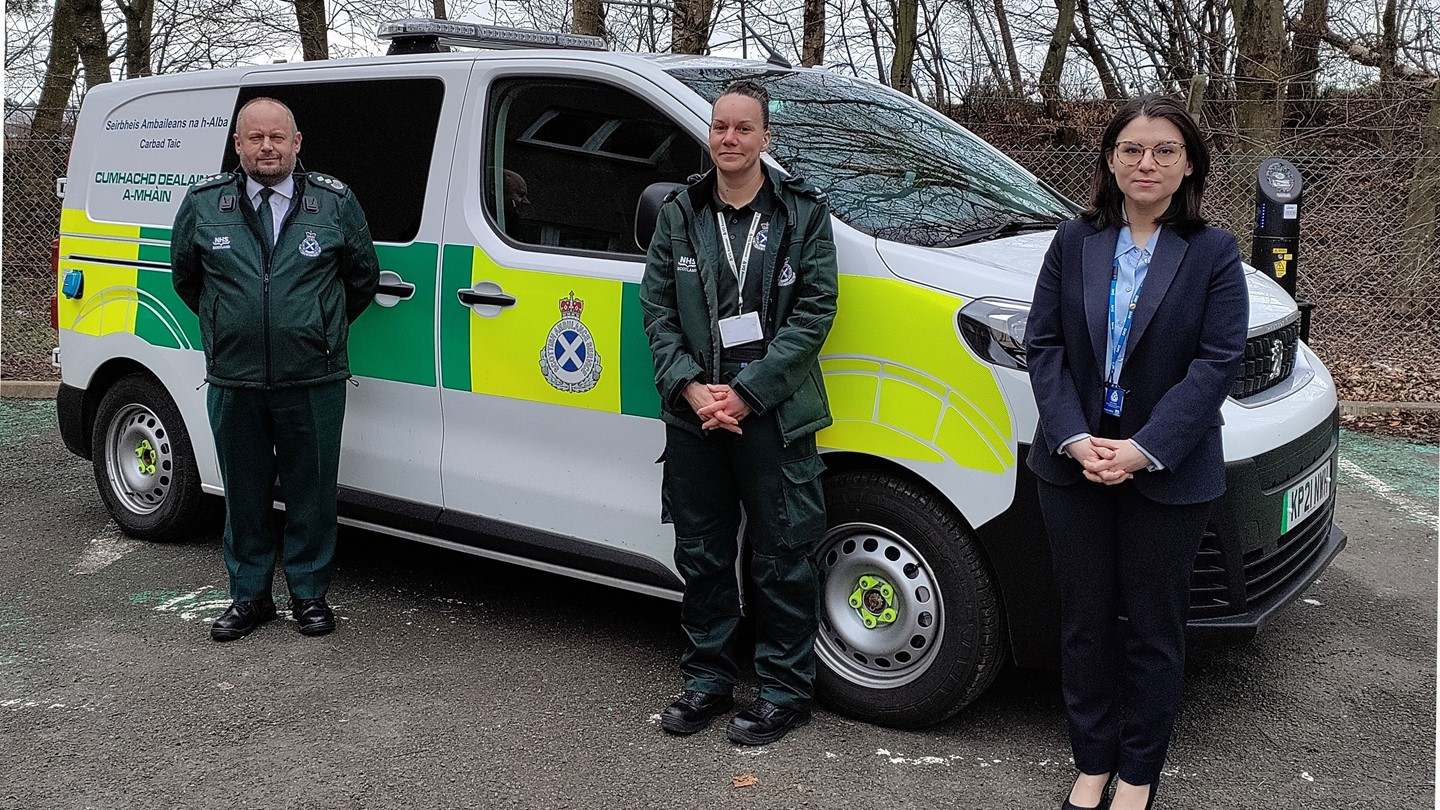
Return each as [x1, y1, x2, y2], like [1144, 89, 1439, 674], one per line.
[482, 77, 705, 256]
[225, 78, 445, 243]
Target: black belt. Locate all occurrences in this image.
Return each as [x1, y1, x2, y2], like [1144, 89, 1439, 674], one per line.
[721, 344, 766, 362]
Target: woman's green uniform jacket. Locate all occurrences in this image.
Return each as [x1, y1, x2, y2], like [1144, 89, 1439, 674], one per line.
[640, 165, 839, 445]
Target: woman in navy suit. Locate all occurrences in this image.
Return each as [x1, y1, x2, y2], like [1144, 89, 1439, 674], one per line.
[1026, 95, 1248, 810]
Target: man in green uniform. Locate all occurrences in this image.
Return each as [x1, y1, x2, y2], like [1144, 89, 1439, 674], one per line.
[171, 97, 379, 641]
[641, 81, 838, 745]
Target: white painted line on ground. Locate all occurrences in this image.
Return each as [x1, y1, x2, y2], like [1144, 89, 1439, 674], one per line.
[1338, 457, 1438, 531]
[72, 521, 139, 575]
[154, 586, 232, 622]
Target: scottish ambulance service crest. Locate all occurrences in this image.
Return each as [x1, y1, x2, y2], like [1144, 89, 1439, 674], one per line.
[540, 292, 602, 393]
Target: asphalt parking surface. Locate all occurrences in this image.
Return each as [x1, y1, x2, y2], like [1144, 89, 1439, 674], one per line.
[1, 398, 1434, 809]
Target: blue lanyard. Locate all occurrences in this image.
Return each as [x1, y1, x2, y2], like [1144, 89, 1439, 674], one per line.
[1106, 259, 1144, 386]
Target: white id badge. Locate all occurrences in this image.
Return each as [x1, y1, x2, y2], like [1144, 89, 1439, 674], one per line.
[718, 311, 764, 348]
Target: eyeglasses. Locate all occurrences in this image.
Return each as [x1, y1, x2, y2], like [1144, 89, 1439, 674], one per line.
[1113, 140, 1186, 167]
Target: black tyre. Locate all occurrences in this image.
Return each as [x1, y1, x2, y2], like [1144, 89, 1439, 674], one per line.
[815, 470, 1004, 728]
[91, 373, 207, 541]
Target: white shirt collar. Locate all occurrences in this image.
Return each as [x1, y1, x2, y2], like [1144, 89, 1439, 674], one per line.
[245, 174, 295, 202]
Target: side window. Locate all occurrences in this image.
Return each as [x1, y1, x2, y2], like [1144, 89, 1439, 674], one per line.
[226, 78, 445, 243]
[483, 77, 705, 256]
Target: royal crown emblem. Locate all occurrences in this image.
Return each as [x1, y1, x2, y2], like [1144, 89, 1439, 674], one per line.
[540, 291, 601, 393]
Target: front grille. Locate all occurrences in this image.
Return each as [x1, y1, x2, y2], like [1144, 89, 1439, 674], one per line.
[1232, 319, 1301, 400]
[1188, 499, 1335, 620]
[1189, 532, 1232, 618]
[1240, 497, 1335, 606]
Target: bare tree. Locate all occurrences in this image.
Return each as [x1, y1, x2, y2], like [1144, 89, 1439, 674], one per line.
[1284, 0, 1326, 127]
[891, 0, 918, 94]
[293, 0, 328, 60]
[1037, 0, 1075, 111]
[672, 0, 712, 54]
[573, 0, 605, 37]
[1073, 0, 1123, 98]
[1397, 77, 1440, 312]
[117, 0, 155, 78]
[73, 0, 114, 88]
[32, 0, 81, 138]
[801, 0, 825, 66]
[991, 0, 1023, 94]
[1230, 0, 1286, 236]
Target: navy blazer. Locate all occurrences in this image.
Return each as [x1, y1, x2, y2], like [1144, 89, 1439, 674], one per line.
[1025, 218, 1249, 505]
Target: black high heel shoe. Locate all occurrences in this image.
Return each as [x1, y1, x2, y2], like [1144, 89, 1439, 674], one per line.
[1061, 772, 1116, 810]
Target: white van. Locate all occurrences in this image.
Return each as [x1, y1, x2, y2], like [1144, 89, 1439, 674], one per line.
[53, 20, 1345, 728]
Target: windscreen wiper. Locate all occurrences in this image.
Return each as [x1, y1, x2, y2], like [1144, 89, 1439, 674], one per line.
[938, 217, 1063, 247]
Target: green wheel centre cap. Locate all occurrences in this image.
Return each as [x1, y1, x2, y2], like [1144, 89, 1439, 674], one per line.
[848, 575, 898, 628]
[135, 439, 156, 476]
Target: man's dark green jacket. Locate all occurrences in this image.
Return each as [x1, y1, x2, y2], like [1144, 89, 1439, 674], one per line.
[171, 171, 379, 389]
[640, 165, 839, 444]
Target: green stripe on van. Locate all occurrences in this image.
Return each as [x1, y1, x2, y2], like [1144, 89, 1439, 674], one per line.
[135, 269, 199, 350]
[440, 243, 473, 391]
[138, 243, 171, 265]
[619, 282, 660, 418]
[139, 226, 172, 242]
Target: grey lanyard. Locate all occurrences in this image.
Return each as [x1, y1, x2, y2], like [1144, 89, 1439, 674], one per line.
[717, 211, 762, 311]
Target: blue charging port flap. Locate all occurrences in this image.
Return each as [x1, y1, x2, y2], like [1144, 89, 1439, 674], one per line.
[62, 269, 83, 299]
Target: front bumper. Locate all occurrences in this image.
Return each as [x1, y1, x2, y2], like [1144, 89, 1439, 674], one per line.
[1187, 406, 1347, 642]
[981, 408, 1347, 668]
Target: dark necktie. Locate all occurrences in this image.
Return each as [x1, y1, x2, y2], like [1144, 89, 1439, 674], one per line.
[256, 187, 275, 246]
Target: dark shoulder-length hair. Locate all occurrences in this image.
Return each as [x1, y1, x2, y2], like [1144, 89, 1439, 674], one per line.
[1083, 94, 1209, 234]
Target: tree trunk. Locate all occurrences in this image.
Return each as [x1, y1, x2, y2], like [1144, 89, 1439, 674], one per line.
[1396, 79, 1440, 314]
[117, 0, 154, 79]
[1074, 0, 1122, 99]
[859, 0, 886, 83]
[1284, 0, 1326, 128]
[33, 0, 80, 138]
[671, 0, 713, 54]
[432, 0, 447, 18]
[992, 0, 1023, 95]
[574, 0, 605, 37]
[1230, 0, 1287, 244]
[71, 0, 112, 89]
[1377, 0, 1399, 149]
[890, 0, 918, 94]
[964, 0, 1006, 92]
[294, 0, 329, 61]
[801, 0, 825, 67]
[1037, 0, 1076, 114]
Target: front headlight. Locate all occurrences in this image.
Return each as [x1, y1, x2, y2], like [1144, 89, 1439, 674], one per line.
[958, 298, 1029, 370]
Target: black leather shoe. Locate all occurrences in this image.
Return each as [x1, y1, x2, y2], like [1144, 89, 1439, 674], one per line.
[210, 599, 277, 641]
[726, 698, 811, 745]
[660, 690, 734, 735]
[291, 597, 336, 636]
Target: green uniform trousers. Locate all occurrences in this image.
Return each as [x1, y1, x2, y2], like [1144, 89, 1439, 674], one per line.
[206, 381, 346, 602]
[662, 405, 827, 710]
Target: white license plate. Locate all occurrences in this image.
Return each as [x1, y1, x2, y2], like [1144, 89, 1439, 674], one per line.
[1282, 458, 1333, 533]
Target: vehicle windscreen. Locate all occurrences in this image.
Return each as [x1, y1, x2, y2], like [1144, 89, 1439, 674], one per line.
[667, 67, 1075, 247]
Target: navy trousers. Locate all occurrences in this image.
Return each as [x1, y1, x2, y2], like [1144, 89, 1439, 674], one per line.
[1038, 477, 1210, 786]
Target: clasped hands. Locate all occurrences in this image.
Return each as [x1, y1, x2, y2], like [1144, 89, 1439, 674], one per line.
[684, 381, 751, 434]
[1066, 436, 1149, 485]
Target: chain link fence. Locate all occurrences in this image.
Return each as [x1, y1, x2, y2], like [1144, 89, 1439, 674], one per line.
[5, 125, 1437, 402]
[1004, 145, 1440, 403]
[2, 135, 70, 381]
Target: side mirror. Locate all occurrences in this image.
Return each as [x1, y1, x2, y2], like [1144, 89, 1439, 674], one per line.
[634, 182, 685, 253]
